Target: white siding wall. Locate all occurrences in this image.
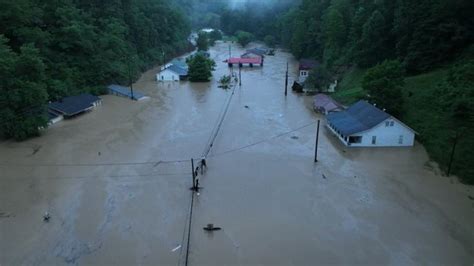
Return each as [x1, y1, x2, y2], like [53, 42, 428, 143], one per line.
[348, 118, 415, 147]
[299, 70, 310, 82]
[328, 117, 415, 147]
[157, 69, 179, 81]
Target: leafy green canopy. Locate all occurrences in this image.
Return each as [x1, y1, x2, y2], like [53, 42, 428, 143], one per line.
[235, 31, 254, 47]
[362, 60, 405, 117]
[188, 54, 216, 82]
[0, 0, 191, 140]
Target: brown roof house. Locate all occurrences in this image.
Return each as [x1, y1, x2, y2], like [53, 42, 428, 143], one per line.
[313, 94, 344, 114]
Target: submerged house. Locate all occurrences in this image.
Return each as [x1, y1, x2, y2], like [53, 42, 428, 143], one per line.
[48, 93, 101, 119]
[242, 48, 267, 58]
[313, 94, 344, 114]
[299, 59, 319, 83]
[227, 57, 263, 67]
[326, 100, 416, 147]
[157, 64, 188, 81]
[108, 84, 147, 100]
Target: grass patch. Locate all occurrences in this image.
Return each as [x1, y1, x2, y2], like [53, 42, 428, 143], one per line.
[402, 68, 473, 183]
[332, 67, 366, 105]
[333, 64, 473, 183]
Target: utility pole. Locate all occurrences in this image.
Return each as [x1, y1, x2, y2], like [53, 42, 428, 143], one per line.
[126, 55, 135, 100]
[447, 133, 459, 176]
[239, 66, 242, 86]
[314, 120, 320, 163]
[229, 44, 231, 59]
[285, 61, 289, 96]
[191, 158, 196, 190]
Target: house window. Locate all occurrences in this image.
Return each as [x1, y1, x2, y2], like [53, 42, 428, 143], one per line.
[161, 76, 164, 80]
[398, 135, 404, 144]
[372, 136, 377, 145]
[390, 121, 395, 126]
[385, 121, 390, 127]
[349, 136, 362, 144]
[301, 71, 307, 76]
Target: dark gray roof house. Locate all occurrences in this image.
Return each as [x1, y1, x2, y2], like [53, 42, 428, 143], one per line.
[48, 94, 101, 117]
[327, 100, 390, 135]
[108, 84, 147, 100]
[326, 100, 416, 147]
[242, 48, 267, 57]
[168, 64, 188, 76]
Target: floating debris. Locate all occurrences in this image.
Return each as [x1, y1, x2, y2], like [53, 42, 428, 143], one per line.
[171, 245, 181, 252]
[322, 174, 327, 179]
[0, 212, 13, 218]
[43, 212, 51, 222]
[291, 136, 299, 140]
[244, 105, 249, 109]
[203, 223, 221, 232]
[468, 196, 474, 201]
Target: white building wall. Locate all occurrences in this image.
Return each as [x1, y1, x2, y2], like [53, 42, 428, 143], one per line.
[299, 70, 310, 82]
[157, 69, 179, 81]
[348, 118, 415, 147]
[328, 118, 415, 147]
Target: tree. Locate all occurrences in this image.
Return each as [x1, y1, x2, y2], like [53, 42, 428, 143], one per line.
[322, 7, 347, 66]
[362, 60, 405, 117]
[264, 35, 276, 48]
[235, 31, 254, 47]
[209, 30, 222, 45]
[305, 66, 331, 92]
[435, 60, 474, 182]
[197, 32, 209, 51]
[188, 54, 215, 82]
[0, 37, 48, 140]
[355, 10, 389, 67]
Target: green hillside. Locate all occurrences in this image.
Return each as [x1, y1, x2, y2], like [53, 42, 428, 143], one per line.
[332, 59, 474, 183]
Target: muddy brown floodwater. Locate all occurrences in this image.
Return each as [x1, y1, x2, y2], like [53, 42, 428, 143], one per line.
[1, 42, 473, 265]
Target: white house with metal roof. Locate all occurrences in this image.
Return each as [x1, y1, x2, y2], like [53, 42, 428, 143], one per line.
[157, 64, 188, 82]
[326, 100, 416, 147]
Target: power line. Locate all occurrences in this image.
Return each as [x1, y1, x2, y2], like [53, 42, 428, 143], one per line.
[209, 121, 316, 157]
[0, 171, 192, 182]
[0, 159, 189, 167]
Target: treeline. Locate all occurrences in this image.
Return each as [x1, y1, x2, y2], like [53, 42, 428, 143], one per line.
[0, 0, 190, 140]
[218, 0, 473, 73]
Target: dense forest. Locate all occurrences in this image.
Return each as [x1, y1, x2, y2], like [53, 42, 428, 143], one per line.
[0, 0, 190, 140]
[210, 0, 474, 182]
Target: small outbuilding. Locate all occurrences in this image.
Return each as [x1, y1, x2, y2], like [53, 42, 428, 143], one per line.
[299, 59, 319, 83]
[48, 93, 102, 118]
[313, 94, 344, 114]
[241, 48, 267, 59]
[326, 100, 416, 147]
[227, 57, 263, 67]
[108, 84, 147, 100]
[157, 64, 188, 81]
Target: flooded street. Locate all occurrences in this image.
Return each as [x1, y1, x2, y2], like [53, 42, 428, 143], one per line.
[1, 42, 473, 265]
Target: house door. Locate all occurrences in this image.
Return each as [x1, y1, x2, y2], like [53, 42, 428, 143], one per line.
[372, 136, 377, 145]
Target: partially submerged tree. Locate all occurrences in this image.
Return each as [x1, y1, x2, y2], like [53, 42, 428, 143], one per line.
[362, 60, 405, 117]
[264, 35, 276, 48]
[235, 31, 254, 47]
[0, 37, 48, 140]
[197, 32, 209, 51]
[188, 53, 216, 82]
[209, 30, 223, 46]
